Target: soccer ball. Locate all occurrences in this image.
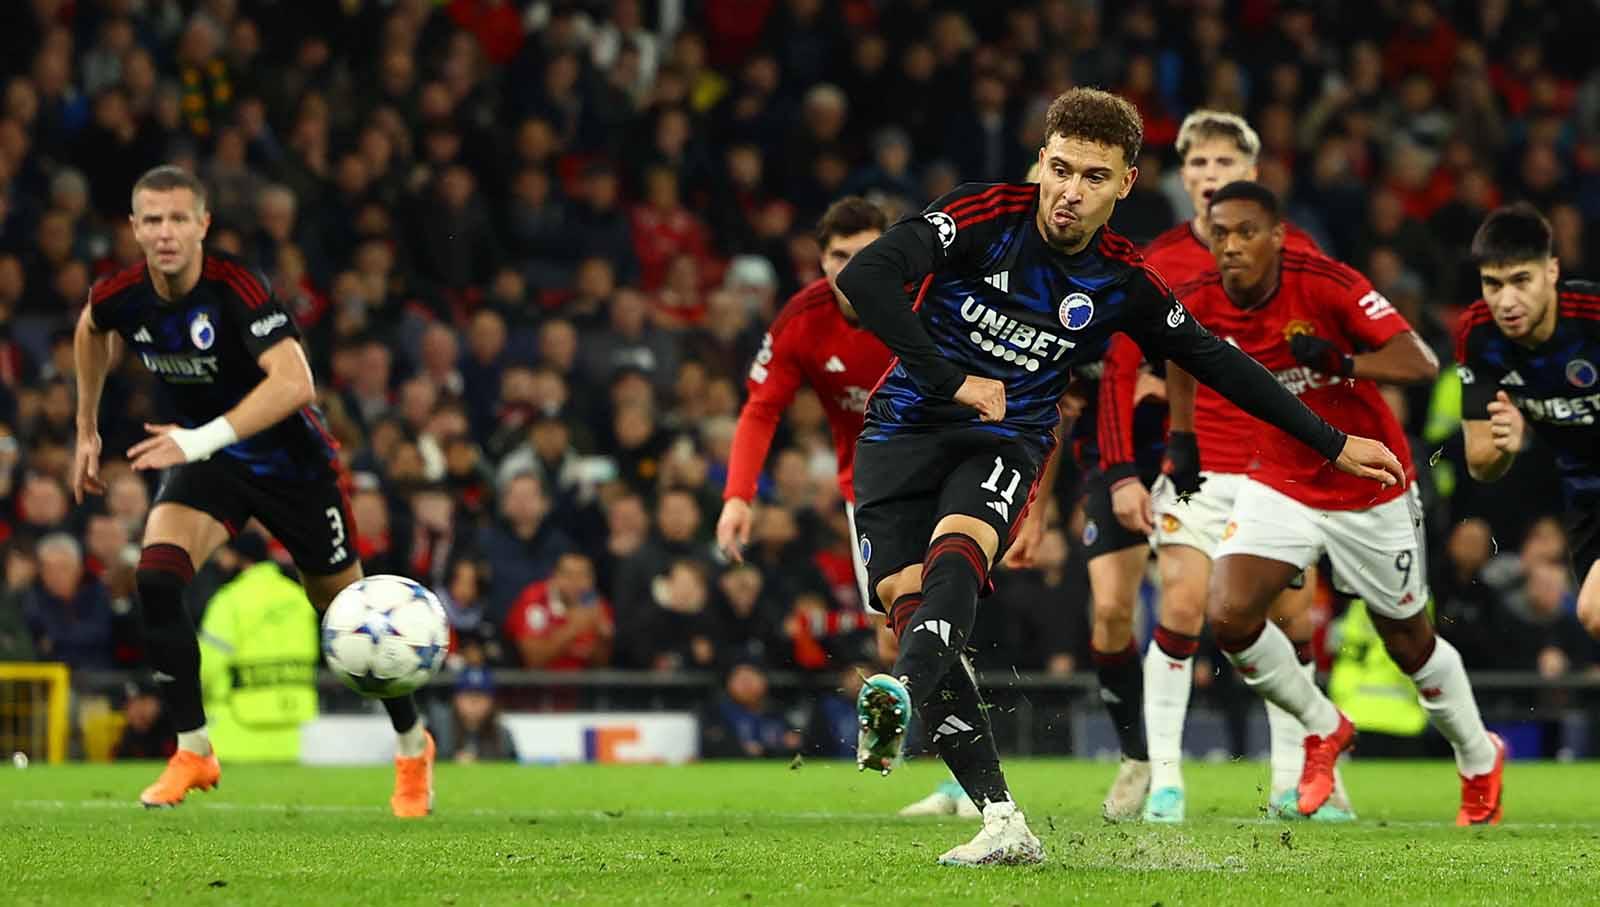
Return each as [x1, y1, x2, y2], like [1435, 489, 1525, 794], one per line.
[321, 574, 449, 698]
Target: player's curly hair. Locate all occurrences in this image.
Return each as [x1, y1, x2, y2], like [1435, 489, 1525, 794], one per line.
[1042, 88, 1144, 166]
[816, 196, 887, 248]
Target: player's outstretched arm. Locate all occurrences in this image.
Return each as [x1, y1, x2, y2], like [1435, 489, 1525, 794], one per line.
[128, 338, 316, 471]
[72, 305, 120, 501]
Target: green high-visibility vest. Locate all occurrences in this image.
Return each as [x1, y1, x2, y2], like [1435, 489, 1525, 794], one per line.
[1327, 599, 1427, 737]
[199, 563, 320, 762]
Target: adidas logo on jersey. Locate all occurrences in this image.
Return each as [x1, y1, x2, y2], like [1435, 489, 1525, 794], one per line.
[824, 355, 846, 373]
[916, 619, 952, 646]
[983, 271, 1009, 293]
[132, 327, 153, 343]
[931, 715, 974, 742]
[1502, 370, 1525, 386]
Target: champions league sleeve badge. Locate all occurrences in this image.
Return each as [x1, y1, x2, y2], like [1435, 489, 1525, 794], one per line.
[190, 311, 216, 350]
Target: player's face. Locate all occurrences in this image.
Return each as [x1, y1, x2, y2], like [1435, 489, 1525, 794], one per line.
[821, 229, 881, 319]
[1035, 134, 1136, 254]
[1479, 257, 1561, 342]
[1181, 136, 1257, 225]
[1208, 199, 1285, 297]
[131, 188, 210, 277]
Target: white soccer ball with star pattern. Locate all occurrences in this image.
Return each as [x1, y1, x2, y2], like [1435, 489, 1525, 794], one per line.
[321, 575, 449, 698]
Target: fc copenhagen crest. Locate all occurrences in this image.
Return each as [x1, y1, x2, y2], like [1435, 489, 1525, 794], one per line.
[190, 311, 216, 350]
[1568, 359, 1598, 388]
[1058, 293, 1094, 330]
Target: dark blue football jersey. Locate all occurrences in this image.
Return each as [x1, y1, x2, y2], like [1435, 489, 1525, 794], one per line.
[1457, 280, 1600, 509]
[859, 182, 1236, 450]
[88, 252, 340, 480]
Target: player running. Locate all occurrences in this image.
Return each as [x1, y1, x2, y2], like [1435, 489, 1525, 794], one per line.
[1096, 111, 1349, 821]
[1457, 204, 1600, 639]
[1174, 181, 1506, 824]
[836, 89, 1402, 865]
[72, 166, 435, 816]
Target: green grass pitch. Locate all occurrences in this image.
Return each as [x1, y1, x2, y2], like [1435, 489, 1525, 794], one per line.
[1, 758, 1592, 905]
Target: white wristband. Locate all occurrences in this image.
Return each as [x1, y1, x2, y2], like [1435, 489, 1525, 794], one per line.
[170, 416, 239, 462]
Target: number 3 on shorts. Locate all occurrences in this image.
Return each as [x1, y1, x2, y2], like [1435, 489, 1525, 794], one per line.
[326, 506, 346, 547]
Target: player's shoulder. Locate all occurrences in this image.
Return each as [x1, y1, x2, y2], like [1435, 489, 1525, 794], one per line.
[1171, 270, 1223, 301]
[1281, 247, 1365, 292]
[88, 260, 148, 308]
[200, 250, 273, 308]
[1557, 279, 1600, 325]
[1142, 222, 1199, 257]
[1454, 299, 1498, 359]
[1282, 221, 1323, 254]
[1096, 226, 1176, 297]
[768, 278, 837, 339]
[927, 181, 1038, 228]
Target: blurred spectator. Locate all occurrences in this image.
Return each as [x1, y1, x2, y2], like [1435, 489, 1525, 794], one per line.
[803, 663, 870, 758]
[111, 678, 175, 761]
[440, 557, 513, 669]
[23, 533, 113, 671]
[433, 666, 519, 763]
[503, 552, 614, 670]
[0, 542, 38, 661]
[699, 659, 802, 759]
[477, 472, 574, 618]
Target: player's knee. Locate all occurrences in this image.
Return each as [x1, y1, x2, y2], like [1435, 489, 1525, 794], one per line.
[1159, 583, 1207, 636]
[1372, 612, 1435, 674]
[875, 568, 921, 612]
[135, 543, 195, 623]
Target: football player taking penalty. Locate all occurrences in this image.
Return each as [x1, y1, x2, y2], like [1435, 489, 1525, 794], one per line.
[836, 89, 1401, 865]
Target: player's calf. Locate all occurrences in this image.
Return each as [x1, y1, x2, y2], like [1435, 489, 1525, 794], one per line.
[136, 543, 210, 753]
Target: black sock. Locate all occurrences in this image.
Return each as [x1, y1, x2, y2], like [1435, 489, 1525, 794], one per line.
[892, 533, 987, 699]
[136, 544, 205, 732]
[1092, 642, 1148, 761]
[921, 654, 1009, 808]
[382, 693, 420, 735]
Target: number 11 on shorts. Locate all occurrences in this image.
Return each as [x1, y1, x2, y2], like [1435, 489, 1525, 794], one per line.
[981, 456, 1021, 522]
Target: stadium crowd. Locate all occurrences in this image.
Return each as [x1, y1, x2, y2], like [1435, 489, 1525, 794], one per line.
[1, 0, 1598, 758]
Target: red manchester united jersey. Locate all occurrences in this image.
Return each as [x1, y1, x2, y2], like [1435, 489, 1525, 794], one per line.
[1098, 221, 1322, 470]
[726, 278, 893, 503]
[1175, 249, 1414, 509]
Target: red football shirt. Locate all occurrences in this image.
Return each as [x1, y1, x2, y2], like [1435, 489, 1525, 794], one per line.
[502, 582, 613, 671]
[725, 278, 893, 503]
[1175, 248, 1415, 509]
[1098, 221, 1321, 470]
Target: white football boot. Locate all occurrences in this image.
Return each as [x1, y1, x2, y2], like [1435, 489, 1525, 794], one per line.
[899, 779, 981, 818]
[936, 800, 1045, 866]
[1101, 757, 1151, 821]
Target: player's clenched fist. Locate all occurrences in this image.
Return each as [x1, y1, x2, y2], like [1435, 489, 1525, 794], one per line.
[1332, 435, 1405, 487]
[1486, 390, 1525, 454]
[954, 375, 1006, 422]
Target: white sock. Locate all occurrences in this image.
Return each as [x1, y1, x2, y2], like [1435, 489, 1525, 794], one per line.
[1224, 621, 1339, 737]
[1265, 658, 1312, 798]
[176, 726, 211, 756]
[396, 721, 428, 758]
[1409, 636, 1496, 776]
[1143, 644, 1192, 792]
